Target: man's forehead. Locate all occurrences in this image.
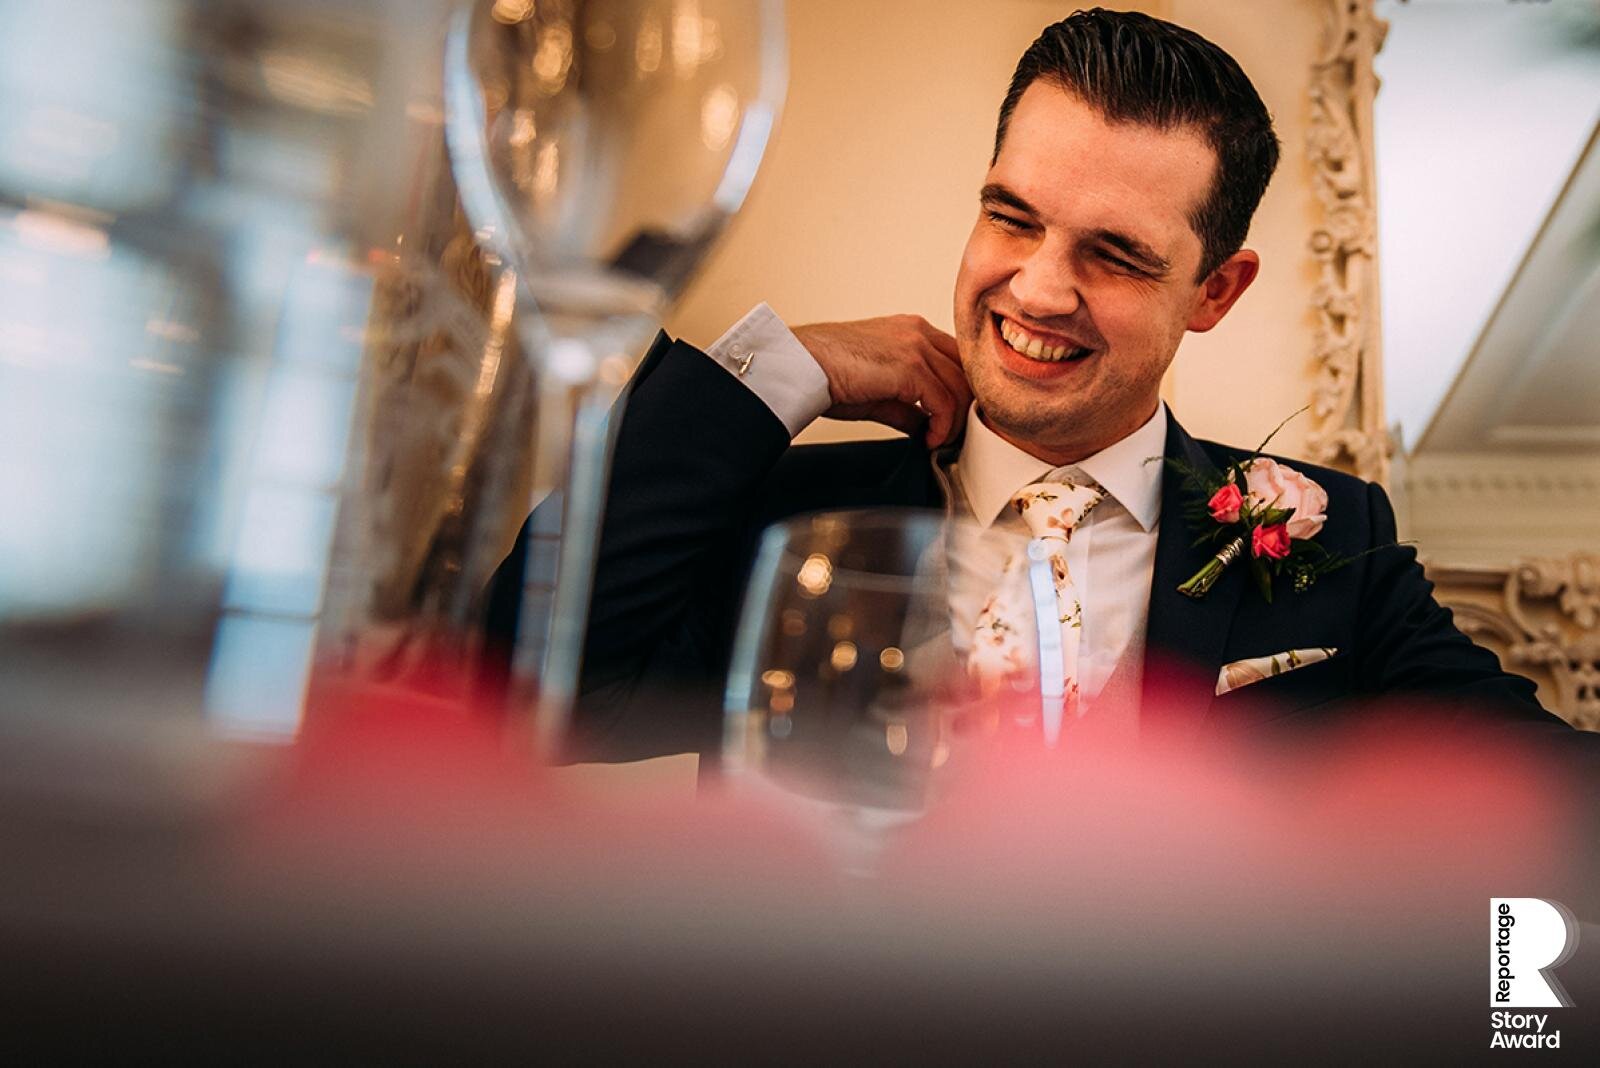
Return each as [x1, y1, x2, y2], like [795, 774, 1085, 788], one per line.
[998, 82, 1218, 177]
[993, 83, 1215, 247]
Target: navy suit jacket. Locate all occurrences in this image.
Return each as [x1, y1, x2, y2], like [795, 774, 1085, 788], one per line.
[488, 332, 1570, 760]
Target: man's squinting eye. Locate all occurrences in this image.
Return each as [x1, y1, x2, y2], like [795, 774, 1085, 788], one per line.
[1096, 248, 1140, 272]
[984, 209, 1032, 232]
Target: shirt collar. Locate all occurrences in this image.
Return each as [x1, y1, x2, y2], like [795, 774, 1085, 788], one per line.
[955, 401, 1167, 533]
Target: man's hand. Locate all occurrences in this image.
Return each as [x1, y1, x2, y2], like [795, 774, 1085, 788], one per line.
[792, 316, 970, 448]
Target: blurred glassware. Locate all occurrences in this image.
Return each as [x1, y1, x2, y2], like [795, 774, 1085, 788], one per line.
[0, 0, 470, 737]
[723, 510, 1046, 874]
[0, 0, 785, 746]
[442, 0, 787, 745]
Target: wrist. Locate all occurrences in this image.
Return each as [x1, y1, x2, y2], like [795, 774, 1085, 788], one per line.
[708, 304, 830, 437]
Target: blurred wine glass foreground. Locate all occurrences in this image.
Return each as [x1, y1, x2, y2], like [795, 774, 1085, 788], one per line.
[442, 0, 787, 742]
[723, 510, 1043, 872]
[1, 0, 475, 736]
[0, 0, 786, 749]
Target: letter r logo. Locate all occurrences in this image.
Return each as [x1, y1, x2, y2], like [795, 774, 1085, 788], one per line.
[1491, 898, 1579, 1008]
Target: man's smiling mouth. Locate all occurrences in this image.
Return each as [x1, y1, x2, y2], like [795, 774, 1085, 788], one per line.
[993, 313, 1094, 362]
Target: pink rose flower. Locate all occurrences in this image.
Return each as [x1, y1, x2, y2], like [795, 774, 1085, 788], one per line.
[1208, 483, 1243, 524]
[1252, 522, 1291, 560]
[1243, 457, 1328, 540]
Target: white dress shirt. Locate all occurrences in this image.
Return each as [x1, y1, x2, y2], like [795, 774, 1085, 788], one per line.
[950, 401, 1166, 704]
[704, 303, 1167, 707]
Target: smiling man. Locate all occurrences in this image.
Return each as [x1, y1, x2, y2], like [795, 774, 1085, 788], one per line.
[958, 82, 1259, 467]
[490, 8, 1571, 758]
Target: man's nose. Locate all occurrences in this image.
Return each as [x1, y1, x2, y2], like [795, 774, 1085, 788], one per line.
[1007, 242, 1081, 319]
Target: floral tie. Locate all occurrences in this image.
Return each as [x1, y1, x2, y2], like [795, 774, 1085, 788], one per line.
[969, 478, 1106, 742]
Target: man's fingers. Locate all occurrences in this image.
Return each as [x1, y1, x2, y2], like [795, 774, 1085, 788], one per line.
[899, 373, 963, 449]
[890, 399, 954, 447]
[921, 322, 962, 363]
[923, 403, 956, 449]
[928, 400, 967, 448]
[871, 401, 925, 438]
[899, 372, 955, 434]
[918, 345, 972, 421]
[803, 315, 970, 445]
[912, 325, 971, 437]
[912, 343, 971, 448]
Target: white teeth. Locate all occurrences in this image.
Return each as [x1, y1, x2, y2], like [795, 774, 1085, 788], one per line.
[997, 317, 1084, 362]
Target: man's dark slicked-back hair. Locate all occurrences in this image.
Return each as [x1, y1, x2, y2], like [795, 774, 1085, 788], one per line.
[993, 8, 1280, 280]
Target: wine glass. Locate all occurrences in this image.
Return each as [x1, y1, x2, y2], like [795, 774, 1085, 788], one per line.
[722, 509, 1046, 875]
[442, 0, 788, 745]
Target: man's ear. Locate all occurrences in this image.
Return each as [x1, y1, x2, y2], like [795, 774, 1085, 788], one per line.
[1186, 250, 1259, 332]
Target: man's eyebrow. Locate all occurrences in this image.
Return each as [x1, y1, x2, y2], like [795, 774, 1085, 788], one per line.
[979, 183, 1036, 216]
[1089, 228, 1171, 275]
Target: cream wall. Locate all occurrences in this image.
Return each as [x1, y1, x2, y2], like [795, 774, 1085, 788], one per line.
[1160, 0, 1324, 461]
[664, 0, 1328, 460]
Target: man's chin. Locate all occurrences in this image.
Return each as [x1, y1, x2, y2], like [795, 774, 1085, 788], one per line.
[975, 399, 1080, 453]
[970, 362, 1081, 442]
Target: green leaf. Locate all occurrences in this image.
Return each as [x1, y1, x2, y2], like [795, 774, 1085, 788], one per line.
[1163, 457, 1226, 497]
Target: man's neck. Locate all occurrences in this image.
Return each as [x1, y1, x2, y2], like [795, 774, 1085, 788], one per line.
[952, 401, 1168, 532]
[980, 402, 1161, 467]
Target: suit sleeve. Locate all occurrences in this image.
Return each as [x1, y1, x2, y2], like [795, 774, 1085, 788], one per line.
[486, 332, 793, 757]
[1353, 481, 1571, 731]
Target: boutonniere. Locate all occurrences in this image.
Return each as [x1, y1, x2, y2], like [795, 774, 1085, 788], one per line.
[1165, 410, 1357, 603]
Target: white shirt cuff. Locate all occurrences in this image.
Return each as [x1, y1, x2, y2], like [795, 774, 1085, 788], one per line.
[704, 302, 831, 438]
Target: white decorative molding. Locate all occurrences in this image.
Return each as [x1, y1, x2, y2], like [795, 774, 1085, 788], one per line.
[1305, 0, 1392, 487]
[1405, 452, 1600, 566]
[1487, 425, 1600, 448]
[1409, 467, 1600, 500]
[1426, 554, 1600, 730]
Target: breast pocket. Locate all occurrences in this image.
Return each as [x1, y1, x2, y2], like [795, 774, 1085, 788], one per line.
[1211, 652, 1354, 728]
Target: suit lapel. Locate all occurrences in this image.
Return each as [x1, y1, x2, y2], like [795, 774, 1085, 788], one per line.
[1140, 416, 1247, 725]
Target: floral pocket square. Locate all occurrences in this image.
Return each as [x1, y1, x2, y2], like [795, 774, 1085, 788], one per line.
[1215, 647, 1338, 696]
